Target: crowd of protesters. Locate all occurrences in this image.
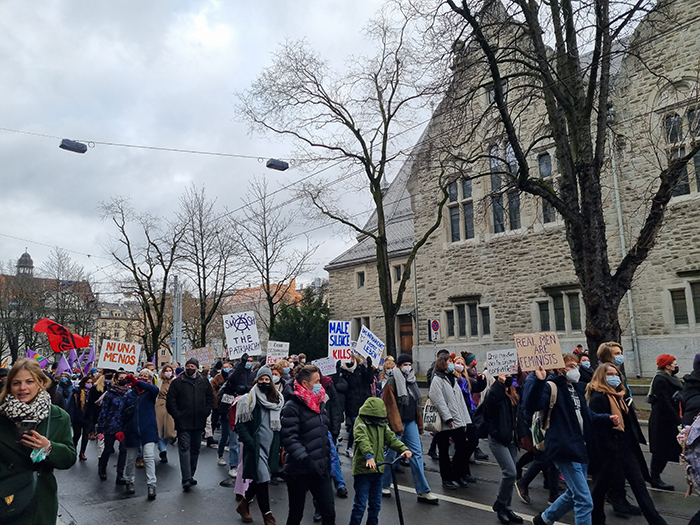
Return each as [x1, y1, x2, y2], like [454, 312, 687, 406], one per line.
[0, 342, 699, 525]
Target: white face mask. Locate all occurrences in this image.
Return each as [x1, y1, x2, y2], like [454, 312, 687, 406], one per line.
[164, 371, 172, 379]
[272, 375, 280, 384]
[401, 365, 412, 375]
[566, 368, 580, 383]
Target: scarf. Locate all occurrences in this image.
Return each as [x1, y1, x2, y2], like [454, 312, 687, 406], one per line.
[111, 383, 128, 396]
[0, 389, 52, 423]
[340, 360, 357, 373]
[590, 382, 627, 431]
[458, 377, 477, 412]
[293, 380, 325, 414]
[393, 367, 422, 406]
[235, 385, 284, 431]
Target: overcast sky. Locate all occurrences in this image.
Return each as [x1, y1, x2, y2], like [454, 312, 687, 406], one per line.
[0, 0, 405, 293]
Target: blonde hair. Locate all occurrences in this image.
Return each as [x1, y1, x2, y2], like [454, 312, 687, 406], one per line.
[596, 342, 622, 364]
[0, 358, 50, 403]
[380, 360, 395, 381]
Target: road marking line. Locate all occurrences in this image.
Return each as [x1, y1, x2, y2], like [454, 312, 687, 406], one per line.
[396, 484, 566, 525]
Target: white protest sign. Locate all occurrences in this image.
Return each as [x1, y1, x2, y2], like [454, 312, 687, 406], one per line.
[97, 339, 140, 373]
[267, 341, 290, 365]
[486, 348, 519, 376]
[328, 320, 352, 360]
[223, 311, 262, 358]
[355, 326, 385, 362]
[312, 356, 337, 376]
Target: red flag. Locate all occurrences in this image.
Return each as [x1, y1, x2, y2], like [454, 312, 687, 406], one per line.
[33, 318, 90, 353]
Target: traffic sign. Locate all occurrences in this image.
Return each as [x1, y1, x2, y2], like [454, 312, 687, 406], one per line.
[428, 319, 440, 342]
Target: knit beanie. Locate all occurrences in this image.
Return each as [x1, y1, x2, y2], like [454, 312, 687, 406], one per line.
[186, 357, 199, 368]
[656, 354, 675, 369]
[256, 364, 272, 382]
[396, 353, 412, 367]
[463, 353, 476, 366]
[693, 353, 700, 372]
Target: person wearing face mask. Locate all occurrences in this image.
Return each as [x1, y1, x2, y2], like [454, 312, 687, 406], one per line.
[68, 375, 93, 461]
[339, 355, 375, 458]
[232, 353, 256, 396]
[216, 362, 240, 476]
[578, 352, 593, 384]
[525, 355, 620, 525]
[647, 354, 682, 491]
[85, 371, 111, 443]
[587, 363, 669, 525]
[155, 365, 176, 463]
[281, 365, 335, 525]
[381, 353, 438, 504]
[96, 371, 130, 483]
[166, 357, 214, 491]
[428, 355, 472, 491]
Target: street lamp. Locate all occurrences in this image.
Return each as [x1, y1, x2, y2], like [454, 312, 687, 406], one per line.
[59, 139, 88, 154]
[266, 158, 289, 171]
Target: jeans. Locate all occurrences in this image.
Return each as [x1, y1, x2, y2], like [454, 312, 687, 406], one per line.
[286, 473, 335, 525]
[542, 461, 593, 525]
[217, 414, 239, 466]
[177, 429, 203, 482]
[435, 426, 469, 482]
[520, 449, 559, 498]
[382, 420, 431, 494]
[350, 474, 383, 525]
[125, 442, 157, 486]
[98, 433, 127, 477]
[488, 437, 518, 508]
[157, 437, 168, 453]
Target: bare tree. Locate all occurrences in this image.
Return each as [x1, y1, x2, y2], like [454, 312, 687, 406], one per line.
[428, 0, 700, 358]
[237, 7, 452, 355]
[177, 185, 243, 348]
[231, 177, 317, 337]
[101, 197, 185, 359]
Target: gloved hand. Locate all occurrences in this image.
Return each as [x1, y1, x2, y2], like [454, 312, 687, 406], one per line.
[115, 431, 125, 442]
[125, 374, 138, 386]
[366, 356, 372, 367]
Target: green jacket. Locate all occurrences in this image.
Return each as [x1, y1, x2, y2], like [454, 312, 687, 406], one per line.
[236, 404, 281, 482]
[352, 397, 407, 476]
[0, 404, 76, 525]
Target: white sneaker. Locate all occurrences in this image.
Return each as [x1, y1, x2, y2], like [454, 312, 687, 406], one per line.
[382, 487, 391, 497]
[417, 492, 439, 505]
[228, 467, 238, 478]
[217, 456, 227, 466]
[345, 448, 353, 458]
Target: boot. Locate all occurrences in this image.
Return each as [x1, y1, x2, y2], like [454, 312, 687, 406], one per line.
[263, 512, 277, 525]
[492, 501, 510, 524]
[236, 498, 253, 523]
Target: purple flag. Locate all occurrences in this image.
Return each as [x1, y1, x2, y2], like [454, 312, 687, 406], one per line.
[55, 355, 71, 376]
[151, 353, 156, 366]
[77, 349, 87, 367]
[26, 349, 49, 369]
[68, 348, 78, 368]
[82, 345, 96, 376]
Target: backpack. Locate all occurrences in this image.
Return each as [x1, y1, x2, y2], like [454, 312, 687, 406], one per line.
[681, 413, 700, 496]
[531, 381, 557, 451]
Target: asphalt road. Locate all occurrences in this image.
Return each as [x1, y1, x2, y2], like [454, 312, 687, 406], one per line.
[55, 424, 698, 525]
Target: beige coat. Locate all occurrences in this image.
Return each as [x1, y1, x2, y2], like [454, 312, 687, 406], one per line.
[156, 378, 177, 439]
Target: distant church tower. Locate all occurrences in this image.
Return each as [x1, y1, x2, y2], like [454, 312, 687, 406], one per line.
[16, 249, 34, 277]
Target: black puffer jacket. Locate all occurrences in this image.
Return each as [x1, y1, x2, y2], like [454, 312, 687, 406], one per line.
[682, 371, 700, 426]
[332, 362, 348, 416]
[340, 364, 374, 418]
[281, 393, 331, 477]
[166, 372, 213, 431]
[483, 380, 518, 446]
[231, 354, 255, 395]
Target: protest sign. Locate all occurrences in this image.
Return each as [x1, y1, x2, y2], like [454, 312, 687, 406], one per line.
[185, 347, 216, 368]
[328, 320, 352, 360]
[97, 339, 140, 373]
[355, 326, 385, 362]
[486, 348, 519, 376]
[267, 341, 290, 365]
[312, 356, 337, 376]
[514, 332, 563, 371]
[223, 311, 261, 358]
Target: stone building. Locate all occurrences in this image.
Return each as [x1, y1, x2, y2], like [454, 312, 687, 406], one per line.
[325, 1, 700, 376]
[96, 301, 146, 361]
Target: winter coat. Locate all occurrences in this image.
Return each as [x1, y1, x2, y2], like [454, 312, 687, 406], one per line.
[96, 387, 126, 435]
[0, 404, 76, 525]
[166, 372, 213, 432]
[236, 404, 281, 482]
[649, 371, 682, 462]
[123, 381, 159, 447]
[332, 365, 348, 416]
[524, 374, 610, 465]
[382, 376, 423, 435]
[321, 377, 343, 439]
[578, 364, 594, 384]
[155, 378, 176, 440]
[218, 374, 240, 416]
[230, 360, 255, 396]
[210, 371, 227, 410]
[280, 393, 331, 477]
[428, 370, 471, 430]
[67, 388, 89, 426]
[351, 397, 407, 475]
[682, 371, 700, 426]
[85, 380, 106, 427]
[340, 364, 374, 418]
[483, 380, 518, 446]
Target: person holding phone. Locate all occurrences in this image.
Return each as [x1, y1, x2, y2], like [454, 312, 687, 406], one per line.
[0, 358, 76, 524]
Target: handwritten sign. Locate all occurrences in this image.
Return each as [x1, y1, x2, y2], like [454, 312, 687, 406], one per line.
[223, 311, 261, 358]
[185, 347, 216, 368]
[97, 339, 140, 373]
[328, 320, 352, 360]
[514, 332, 563, 372]
[312, 356, 337, 376]
[486, 348, 518, 376]
[355, 326, 385, 361]
[267, 341, 290, 365]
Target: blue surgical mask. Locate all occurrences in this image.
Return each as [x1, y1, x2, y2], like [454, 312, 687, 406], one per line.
[379, 366, 383, 371]
[386, 369, 393, 376]
[606, 376, 621, 388]
[245, 362, 252, 369]
[581, 361, 591, 369]
[312, 383, 322, 395]
[614, 355, 624, 366]
[447, 364, 455, 373]
[283, 367, 290, 375]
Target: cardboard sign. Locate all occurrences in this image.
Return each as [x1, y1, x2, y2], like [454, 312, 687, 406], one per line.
[223, 311, 262, 358]
[312, 356, 337, 376]
[328, 320, 352, 360]
[486, 348, 519, 376]
[97, 339, 140, 373]
[514, 332, 563, 371]
[355, 326, 385, 362]
[185, 347, 216, 368]
[267, 340, 290, 365]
